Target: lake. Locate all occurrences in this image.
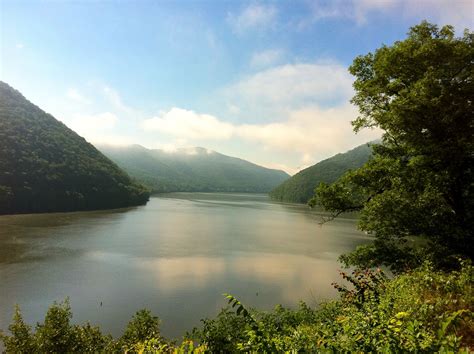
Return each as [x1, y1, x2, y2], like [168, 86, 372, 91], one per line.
[0, 193, 369, 339]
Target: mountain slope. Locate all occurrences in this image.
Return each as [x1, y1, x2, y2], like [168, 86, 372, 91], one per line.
[0, 82, 149, 214]
[269, 143, 374, 204]
[98, 145, 290, 193]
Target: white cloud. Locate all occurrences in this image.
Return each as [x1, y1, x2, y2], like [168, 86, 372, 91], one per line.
[103, 85, 134, 114]
[66, 88, 91, 104]
[227, 3, 277, 33]
[353, 0, 398, 24]
[88, 134, 136, 146]
[235, 104, 380, 157]
[401, 0, 474, 30]
[227, 103, 241, 115]
[250, 49, 284, 68]
[141, 107, 234, 140]
[302, 0, 354, 23]
[15, 43, 24, 49]
[66, 112, 118, 135]
[61, 112, 134, 146]
[139, 60, 381, 173]
[221, 62, 353, 113]
[140, 103, 381, 172]
[301, 0, 473, 28]
[257, 161, 300, 176]
[299, 0, 398, 26]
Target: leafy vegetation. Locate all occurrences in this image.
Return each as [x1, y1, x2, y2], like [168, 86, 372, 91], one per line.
[0, 300, 174, 353]
[191, 261, 473, 352]
[98, 144, 289, 193]
[269, 142, 373, 203]
[0, 82, 150, 214]
[311, 22, 473, 272]
[1, 261, 472, 352]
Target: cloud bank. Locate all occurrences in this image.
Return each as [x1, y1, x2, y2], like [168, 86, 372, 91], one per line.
[140, 60, 379, 172]
[221, 62, 354, 119]
[142, 108, 234, 140]
[141, 104, 380, 168]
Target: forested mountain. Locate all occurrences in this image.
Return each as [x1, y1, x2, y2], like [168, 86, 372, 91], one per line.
[98, 144, 290, 193]
[0, 82, 149, 214]
[269, 143, 374, 204]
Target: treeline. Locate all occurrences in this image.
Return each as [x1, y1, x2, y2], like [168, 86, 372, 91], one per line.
[1, 261, 472, 352]
[269, 142, 373, 204]
[0, 82, 150, 214]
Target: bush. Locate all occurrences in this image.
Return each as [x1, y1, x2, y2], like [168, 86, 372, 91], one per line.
[190, 261, 473, 352]
[0, 299, 111, 353]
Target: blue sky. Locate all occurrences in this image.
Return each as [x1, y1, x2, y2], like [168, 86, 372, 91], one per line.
[1, 0, 473, 174]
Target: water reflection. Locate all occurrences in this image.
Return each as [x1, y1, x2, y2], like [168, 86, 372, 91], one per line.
[0, 193, 370, 338]
[136, 256, 227, 293]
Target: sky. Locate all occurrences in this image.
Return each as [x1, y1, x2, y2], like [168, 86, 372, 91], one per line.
[1, 0, 473, 174]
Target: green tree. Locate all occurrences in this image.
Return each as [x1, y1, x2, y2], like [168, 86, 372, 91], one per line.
[118, 309, 165, 351]
[0, 300, 111, 353]
[35, 300, 75, 352]
[0, 305, 36, 353]
[311, 21, 473, 272]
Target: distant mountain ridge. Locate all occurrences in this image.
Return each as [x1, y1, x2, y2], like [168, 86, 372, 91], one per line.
[269, 142, 375, 204]
[98, 144, 290, 193]
[0, 81, 149, 214]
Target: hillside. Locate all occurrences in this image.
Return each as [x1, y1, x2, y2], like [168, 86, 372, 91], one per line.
[0, 82, 149, 214]
[269, 143, 374, 204]
[98, 144, 290, 193]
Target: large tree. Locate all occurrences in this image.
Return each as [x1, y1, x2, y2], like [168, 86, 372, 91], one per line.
[311, 22, 473, 272]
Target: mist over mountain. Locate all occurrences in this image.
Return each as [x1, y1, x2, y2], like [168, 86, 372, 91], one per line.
[97, 144, 290, 193]
[0, 81, 149, 214]
[269, 142, 374, 204]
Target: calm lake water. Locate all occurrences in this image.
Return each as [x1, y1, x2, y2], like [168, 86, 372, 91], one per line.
[0, 193, 369, 339]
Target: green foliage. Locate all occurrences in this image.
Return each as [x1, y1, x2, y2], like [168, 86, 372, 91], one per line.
[224, 293, 254, 323]
[118, 309, 165, 351]
[0, 82, 150, 214]
[270, 142, 373, 203]
[332, 267, 387, 308]
[35, 299, 75, 352]
[71, 323, 111, 353]
[98, 144, 290, 193]
[312, 21, 474, 271]
[191, 261, 474, 352]
[0, 299, 111, 353]
[188, 308, 249, 352]
[134, 338, 207, 353]
[1, 263, 472, 352]
[0, 305, 35, 353]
